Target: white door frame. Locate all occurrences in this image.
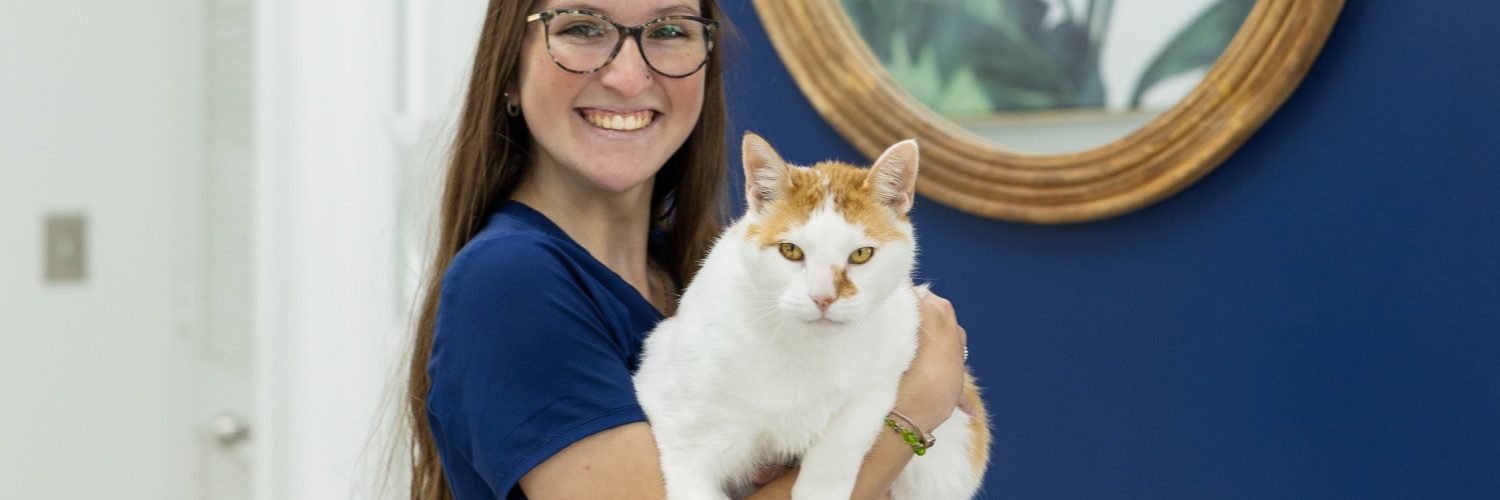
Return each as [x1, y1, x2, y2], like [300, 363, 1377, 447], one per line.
[252, 0, 415, 497]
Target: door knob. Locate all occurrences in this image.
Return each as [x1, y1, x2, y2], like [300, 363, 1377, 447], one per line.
[211, 413, 251, 447]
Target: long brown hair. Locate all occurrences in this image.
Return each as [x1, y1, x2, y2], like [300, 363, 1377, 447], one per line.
[405, 1, 730, 498]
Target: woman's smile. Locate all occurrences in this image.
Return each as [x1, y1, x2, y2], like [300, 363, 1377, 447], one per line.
[578, 108, 658, 132]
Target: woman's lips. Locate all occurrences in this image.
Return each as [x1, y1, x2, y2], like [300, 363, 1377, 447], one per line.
[579, 108, 655, 131]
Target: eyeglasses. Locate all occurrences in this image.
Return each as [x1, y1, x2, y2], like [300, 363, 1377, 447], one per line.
[525, 9, 718, 78]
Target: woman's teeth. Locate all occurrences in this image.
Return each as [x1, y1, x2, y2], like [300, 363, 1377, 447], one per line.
[584, 110, 654, 131]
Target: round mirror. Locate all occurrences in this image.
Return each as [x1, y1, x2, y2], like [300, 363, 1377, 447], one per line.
[756, 0, 1344, 223]
[843, 0, 1255, 155]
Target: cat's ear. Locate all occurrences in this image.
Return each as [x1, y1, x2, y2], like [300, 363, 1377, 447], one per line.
[742, 132, 790, 213]
[866, 139, 920, 215]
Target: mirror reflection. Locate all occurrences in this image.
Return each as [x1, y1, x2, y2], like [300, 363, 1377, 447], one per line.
[843, 0, 1255, 154]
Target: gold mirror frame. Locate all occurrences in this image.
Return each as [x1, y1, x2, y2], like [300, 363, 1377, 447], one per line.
[754, 0, 1345, 223]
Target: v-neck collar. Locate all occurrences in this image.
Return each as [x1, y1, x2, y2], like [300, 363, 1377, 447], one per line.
[500, 200, 667, 320]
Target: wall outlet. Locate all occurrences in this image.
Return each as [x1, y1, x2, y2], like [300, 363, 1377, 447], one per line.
[44, 213, 87, 283]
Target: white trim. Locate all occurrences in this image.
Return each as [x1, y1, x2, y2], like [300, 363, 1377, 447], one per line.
[250, 0, 492, 496]
[251, 0, 289, 496]
[253, 0, 409, 497]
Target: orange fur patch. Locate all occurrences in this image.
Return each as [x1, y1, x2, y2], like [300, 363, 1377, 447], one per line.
[744, 162, 908, 247]
[821, 162, 908, 243]
[963, 372, 992, 476]
[744, 165, 821, 246]
[832, 266, 857, 299]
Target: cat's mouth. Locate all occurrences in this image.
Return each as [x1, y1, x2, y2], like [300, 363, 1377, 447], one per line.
[808, 317, 844, 327]
[577, 108, 658, 132]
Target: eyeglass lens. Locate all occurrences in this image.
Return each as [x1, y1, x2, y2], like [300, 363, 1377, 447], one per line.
[544, 12, 711, 76]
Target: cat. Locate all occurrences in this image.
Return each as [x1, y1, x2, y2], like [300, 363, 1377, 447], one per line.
[634, 132, 990, 499]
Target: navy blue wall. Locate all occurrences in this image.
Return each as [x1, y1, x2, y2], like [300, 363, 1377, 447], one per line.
[721, 2, 1500, 498]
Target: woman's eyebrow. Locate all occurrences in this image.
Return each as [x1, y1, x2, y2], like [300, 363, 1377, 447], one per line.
[654, 4, 702, 17]
[548, 3, 603, 14]
[546, 3, 702, 18]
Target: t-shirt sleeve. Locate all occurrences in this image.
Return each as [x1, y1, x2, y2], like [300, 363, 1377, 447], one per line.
[426, 235, 647, 498]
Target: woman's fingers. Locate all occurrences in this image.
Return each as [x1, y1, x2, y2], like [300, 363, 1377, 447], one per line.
[898, 286, 970, 429]
[915, 288, 963, 366]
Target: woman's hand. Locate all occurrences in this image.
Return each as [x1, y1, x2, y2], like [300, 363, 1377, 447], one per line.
[894, 285, 968, 431]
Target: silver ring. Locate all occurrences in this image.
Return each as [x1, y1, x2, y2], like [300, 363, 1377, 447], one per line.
[963, 346, 969, 362]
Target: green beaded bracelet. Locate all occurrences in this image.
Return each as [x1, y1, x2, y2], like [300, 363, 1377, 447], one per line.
[885, 417, 929, 456]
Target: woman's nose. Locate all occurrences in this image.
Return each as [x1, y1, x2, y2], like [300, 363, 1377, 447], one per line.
[598, 37, 653, 97]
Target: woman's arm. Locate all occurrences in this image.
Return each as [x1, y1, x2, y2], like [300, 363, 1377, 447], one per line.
[519, 420, 911, 500]
[743, 426, 915, 500]
[519, 422, 666, 499]
[521, 287, 967, 499]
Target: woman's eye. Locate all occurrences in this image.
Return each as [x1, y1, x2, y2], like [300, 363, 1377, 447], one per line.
[778, 242, 804, 262]
[649, 24, 687, 39]
[559, 23, 607, 39]
[848, 247, 875, 264]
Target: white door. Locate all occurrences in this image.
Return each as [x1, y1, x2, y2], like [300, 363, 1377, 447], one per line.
[191, 0, 258, 496]
[0, 0, 222, 499]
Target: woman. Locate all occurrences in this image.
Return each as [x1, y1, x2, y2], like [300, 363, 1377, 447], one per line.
[405, 1, 970, 498]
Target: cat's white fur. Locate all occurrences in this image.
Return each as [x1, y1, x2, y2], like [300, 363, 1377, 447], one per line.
[635, 134, 985, 499]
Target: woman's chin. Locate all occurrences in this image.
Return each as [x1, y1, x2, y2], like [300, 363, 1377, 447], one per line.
[580, 168, 658, 195]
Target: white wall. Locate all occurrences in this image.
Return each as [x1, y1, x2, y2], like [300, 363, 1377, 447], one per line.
[0, 0, 202, 498]
[1, 0, 489, 496]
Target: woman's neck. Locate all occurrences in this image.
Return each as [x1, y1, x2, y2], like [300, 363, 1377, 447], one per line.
[511, 167, 657, 306]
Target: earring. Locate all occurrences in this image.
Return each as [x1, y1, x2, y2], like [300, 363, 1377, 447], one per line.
[503, 92, 520, 117]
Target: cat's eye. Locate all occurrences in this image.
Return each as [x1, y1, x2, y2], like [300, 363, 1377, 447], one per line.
[778, 242, 804, 261]
[849, 247, 875, 264]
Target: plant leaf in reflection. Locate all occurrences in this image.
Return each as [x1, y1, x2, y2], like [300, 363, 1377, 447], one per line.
[841, 0, 1250, 116]
[844, 0, 1112, 115]
[1129, 0, 1256, 107]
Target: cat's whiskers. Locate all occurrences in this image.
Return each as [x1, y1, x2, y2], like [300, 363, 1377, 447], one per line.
[851, 316, 875, 342]
[769, 315, 789, 343]
[714, 302, 785, 333]
[689, 291, 784, 315]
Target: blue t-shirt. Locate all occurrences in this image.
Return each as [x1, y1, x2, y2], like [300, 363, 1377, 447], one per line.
[427, 201, 666, 499]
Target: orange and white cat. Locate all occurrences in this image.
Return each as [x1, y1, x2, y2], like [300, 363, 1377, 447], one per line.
[635, 133, 990, 499]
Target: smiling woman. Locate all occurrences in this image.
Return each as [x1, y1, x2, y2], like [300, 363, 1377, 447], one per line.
[404, 0, 731, 497]
[405, 0, 977, 498]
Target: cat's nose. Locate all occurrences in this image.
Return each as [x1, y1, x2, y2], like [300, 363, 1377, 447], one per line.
[811, 294, 836, 311]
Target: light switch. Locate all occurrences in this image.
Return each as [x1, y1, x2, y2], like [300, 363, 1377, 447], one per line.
[45, 213, 87, 283]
